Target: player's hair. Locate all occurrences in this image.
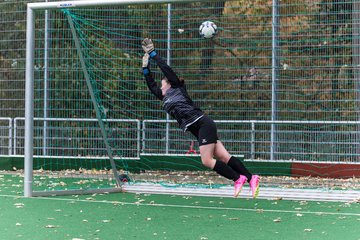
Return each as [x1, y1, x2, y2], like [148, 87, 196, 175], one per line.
[162, 77, 185, 84]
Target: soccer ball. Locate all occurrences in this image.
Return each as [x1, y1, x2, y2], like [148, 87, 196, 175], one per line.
[199, 21, 217, 39]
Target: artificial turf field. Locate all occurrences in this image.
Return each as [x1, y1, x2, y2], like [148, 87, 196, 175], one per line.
[1, 174, 360, 240]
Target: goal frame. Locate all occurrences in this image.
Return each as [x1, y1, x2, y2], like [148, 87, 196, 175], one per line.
[24, 0, 220, 197]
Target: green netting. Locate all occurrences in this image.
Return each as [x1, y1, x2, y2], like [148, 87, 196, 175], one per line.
[28, 0, 360, 192]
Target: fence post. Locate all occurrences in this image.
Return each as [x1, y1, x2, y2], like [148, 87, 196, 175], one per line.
[7, 118, 12, 155]
[165, 4, 172, 154]
[251, 121, 255, 160]
[137, 120, 141, 158]
[271, 0, 280, 161]
[353, 1, 360, 159]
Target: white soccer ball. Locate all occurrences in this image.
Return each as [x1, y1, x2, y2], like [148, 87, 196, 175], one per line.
[199, 21, 217, 39]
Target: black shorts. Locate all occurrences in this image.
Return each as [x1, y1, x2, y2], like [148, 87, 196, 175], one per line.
[187, 115, 219, 146]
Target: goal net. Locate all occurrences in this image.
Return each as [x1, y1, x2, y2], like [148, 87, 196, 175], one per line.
[24, 0, 360, 200]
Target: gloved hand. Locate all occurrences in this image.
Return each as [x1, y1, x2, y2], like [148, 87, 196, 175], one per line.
[142, 38, 156, 57]
[142, 53, 149, 68]
[142, 53, 150, 75]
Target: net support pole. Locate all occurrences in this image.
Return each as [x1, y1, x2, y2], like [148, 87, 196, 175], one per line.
[66, 13, 122, 187]
[24, 5, 35, 197]
[270, 0, 280, 161]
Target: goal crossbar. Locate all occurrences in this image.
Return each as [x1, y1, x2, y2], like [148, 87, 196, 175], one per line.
[27, 0, 217, 10]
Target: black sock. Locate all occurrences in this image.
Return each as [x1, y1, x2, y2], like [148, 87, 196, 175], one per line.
[227, 156, 252, 182]
[213, 160, 240, 182]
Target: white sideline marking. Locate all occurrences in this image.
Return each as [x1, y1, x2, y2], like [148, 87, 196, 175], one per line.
[0, 193, 359, 217]
[123, 183, 360, 202]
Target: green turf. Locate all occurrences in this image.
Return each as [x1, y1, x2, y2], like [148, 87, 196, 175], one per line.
[1, 174, 360, 240]
[0, 193, 359, 240]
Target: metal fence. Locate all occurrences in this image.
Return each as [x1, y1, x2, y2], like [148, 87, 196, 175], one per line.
[0, 118, 12, 155]
[1, 117, 360, 163]
[2, 1, 360, 121]
[13, 118, 141, 159]
[143, 120, 360, 163]
[1, 1, 360, 164]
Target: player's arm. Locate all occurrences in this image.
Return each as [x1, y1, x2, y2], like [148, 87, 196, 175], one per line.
[152, 54, 182, 87]
[142, 38, 182, 88]
[142, 53, 163, 100]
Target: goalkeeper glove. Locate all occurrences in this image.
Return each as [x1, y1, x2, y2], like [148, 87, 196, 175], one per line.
[142, 38, 157, 57]
[142, 53, 150, 75]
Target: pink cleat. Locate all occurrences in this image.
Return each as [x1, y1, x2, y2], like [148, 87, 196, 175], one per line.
[234, 175, 248, 198]
[249, 175, 260, 198]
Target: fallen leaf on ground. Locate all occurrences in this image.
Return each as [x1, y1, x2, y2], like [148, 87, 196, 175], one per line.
[45, 225, 57, 228]
[273, 218, 281, 223]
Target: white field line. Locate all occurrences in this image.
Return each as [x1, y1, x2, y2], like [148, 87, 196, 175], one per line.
[0, 193, 359, 217]
[123, 183, 360, 202]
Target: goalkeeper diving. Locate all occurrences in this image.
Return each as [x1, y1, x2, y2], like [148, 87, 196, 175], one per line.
[141, 38, 260, 198]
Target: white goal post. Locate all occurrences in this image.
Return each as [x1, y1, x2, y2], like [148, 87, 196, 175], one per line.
[24, 0, 220, 198]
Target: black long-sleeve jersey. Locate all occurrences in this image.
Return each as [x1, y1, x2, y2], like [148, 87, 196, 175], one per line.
[144, 53, 204, 131]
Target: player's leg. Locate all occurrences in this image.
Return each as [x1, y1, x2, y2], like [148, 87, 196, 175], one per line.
[214, 141, 252, 179]
[213, 140, 231, 164]
[214, 140, 260, 198]
[198, 143, 216, 169]
[190, 115, 247, 197]
[199, 143, 246, 197]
